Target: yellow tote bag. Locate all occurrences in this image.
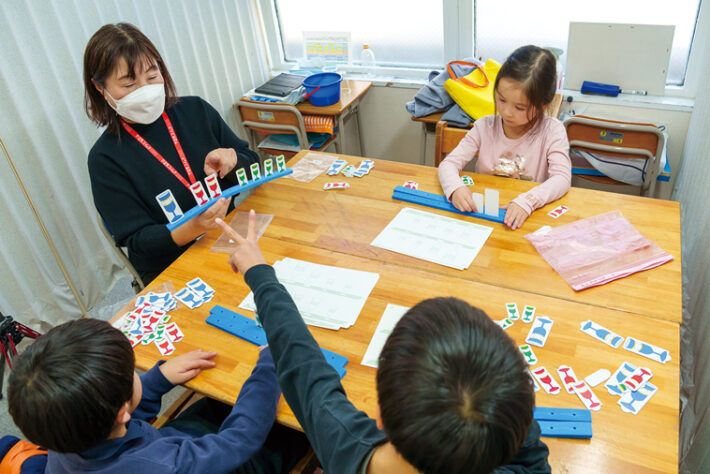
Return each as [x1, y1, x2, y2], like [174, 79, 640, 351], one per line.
[444, 58, 502, 120]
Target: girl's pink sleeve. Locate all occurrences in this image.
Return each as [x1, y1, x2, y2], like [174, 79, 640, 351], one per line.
[511, 122, 571, 215]
[437, 125, 482, 199]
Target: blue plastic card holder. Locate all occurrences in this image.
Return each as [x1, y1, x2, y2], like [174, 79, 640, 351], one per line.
[533, 407, 592, 439]
[206, 305, 348, 379]
[166, 168, 293, 231]
[391, 186, 506, 224]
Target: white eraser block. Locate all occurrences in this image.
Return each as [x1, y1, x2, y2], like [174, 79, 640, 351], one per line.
[484, 189, 499, 216]
[585, 368, 612, 387]
[471, 193, 484, 213]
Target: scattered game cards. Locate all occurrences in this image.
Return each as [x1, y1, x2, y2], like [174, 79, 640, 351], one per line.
[114, 291, 184, 356]
[618, 381, 658, 415]
[341, 165, 357, 177]
[623, 337, 671, 364]
[605, 361, 638, 396]
[584, 369, 611, 387]
[572, 380, 602, 410]
[461, 175, 474, 185]
[526, 316, 554, 347]
[529, 370, 541, 392]
[327, 159, 348, 175]
[519, 344, 537, 365]
[505, 302, 520, 320]
[580, 320, 624, 348]
[531, 367, 561, 394]
[496, 318, 514, 330]
[557, 365, 581, 394]
[521, 305, 536, 323]
[617, 367, 653, 393]
[175, 277, 215, 309]
[548, 205, 568, 218]
[403, 180, 418, 190]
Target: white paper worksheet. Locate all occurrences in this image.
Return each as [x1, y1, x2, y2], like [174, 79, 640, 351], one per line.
[371, 207, 493, 270]
[239, 258, 379, 330]
[361, 304, 410, 368]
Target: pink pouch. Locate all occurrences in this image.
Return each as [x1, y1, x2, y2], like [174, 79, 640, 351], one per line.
[525, 210, 673, 291]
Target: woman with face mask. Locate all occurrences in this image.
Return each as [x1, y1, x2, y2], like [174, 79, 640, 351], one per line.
[84, 23, 260, 284]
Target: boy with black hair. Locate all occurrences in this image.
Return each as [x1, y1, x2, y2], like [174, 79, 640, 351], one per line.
[216, 212, 551, 474]
[7, 318, 307, 473]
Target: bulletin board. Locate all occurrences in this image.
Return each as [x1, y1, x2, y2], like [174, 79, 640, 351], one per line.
[564, 22, 674, 95]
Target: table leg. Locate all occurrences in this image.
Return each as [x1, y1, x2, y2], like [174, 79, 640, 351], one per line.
[354, 103, 366, 157]
[419, 122, 427, 165]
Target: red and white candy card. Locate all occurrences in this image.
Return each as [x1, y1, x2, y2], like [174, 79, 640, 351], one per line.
[531, 366, 561, 395]
[548, 205, 568, 218]
[189, 181, 209, 206]
[323, 182, 350, 190]
[205, 173, 222, 199]
[403, 180, 418, 190]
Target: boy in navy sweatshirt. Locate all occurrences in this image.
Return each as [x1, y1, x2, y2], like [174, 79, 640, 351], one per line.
[7, 318, 307, 473]
[216, 212, 551, 474]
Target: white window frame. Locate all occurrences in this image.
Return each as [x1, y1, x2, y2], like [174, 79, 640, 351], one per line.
[256, 0, 705, 98]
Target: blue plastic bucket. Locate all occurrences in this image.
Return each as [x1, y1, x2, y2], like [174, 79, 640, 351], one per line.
[302, 72, 342, 106]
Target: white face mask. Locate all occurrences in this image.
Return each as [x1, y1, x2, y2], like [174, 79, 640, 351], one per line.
[104, 83, 165, 124]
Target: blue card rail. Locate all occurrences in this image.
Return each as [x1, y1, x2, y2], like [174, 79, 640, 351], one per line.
[391, 186, 506, 224]
[533, 407, 592, 439]
[166, 168, 293, 231]
[206, 305, 349, 379]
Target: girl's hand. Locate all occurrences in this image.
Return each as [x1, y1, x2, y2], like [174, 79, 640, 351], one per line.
[502, 202, 530, 230]
[204, 148, 237, 178]
[159, 349, 217, 385]
[450, 186, 477, 213]
[215, 209, 267, 275]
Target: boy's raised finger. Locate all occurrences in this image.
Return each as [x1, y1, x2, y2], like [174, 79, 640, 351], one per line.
[246, 209, 257, 242]
[215, 218, 246, 244]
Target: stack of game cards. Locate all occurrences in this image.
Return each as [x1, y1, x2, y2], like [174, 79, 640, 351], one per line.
[114, 292, 184, 356]
[174, 277, 216, 309]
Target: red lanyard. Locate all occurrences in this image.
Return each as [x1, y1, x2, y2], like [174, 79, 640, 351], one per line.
[121, 112, 196, 190]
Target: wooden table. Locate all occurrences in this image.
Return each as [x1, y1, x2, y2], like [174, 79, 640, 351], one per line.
[245, 152, 681, 324]
[120, 152, 681, 473]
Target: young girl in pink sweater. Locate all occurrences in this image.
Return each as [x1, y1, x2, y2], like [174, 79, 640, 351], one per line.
[438, 45, 571, 230]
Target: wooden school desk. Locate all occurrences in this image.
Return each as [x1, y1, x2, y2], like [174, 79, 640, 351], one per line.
[114, 151, 680, 472]
[241, 80, 371, 156]
[123, 237, 679, 473]
[245, 151, 682, 324]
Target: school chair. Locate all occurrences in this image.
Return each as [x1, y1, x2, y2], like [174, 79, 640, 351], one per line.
[563, 115, 665, 197]
[234, 100, 340, 160]
[96, 213, 144, 293]
[434, 120, 469, 166]
[151, 388, 201, 428]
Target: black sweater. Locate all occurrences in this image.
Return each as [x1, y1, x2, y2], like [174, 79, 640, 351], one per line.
[246, 265, 552, 474]
[88, 96, 258, 283]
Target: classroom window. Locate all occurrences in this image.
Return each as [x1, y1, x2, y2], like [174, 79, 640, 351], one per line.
[273, 0, 444, 67]
[474, 0, 701, 86]
[269, 0, 700, 86]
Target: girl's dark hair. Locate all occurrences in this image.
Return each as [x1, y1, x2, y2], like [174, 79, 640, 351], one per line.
[377, 297, 534, 474]
[83, 23, 178, 135]
[494, 45, 557, 129]
[8, 319, 135, 453]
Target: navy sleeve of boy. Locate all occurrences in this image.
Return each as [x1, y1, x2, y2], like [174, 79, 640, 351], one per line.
[170, 348, 281, 474]
[493, 420, 551, 473]
[133, 362, 175, 422]
[245, 264, 387, 474]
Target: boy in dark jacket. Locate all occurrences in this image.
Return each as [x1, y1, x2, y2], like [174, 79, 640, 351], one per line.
[216, 212, 551, 474]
